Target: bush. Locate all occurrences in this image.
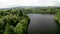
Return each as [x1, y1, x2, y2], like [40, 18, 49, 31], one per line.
[4, 23, 15, 34]
[0, 19, 5, 31]
[20, 19, 28, 26]
[14, 23, 25, 34]
[54, 11, 60, 24]
[58, 20, 60, 24]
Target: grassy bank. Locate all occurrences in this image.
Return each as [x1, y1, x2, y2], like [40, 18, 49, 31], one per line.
[54, 11, 60, 24]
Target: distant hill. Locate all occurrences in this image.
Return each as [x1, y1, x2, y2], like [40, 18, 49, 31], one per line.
[0, 6, 60, 10]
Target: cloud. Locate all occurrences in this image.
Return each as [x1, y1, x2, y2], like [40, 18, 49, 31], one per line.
[0, 0, 16, 8]
[16, 0, 59, 6]
[0, 0, 60, 8]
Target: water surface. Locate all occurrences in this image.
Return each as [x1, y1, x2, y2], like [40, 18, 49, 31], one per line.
[27, 14, 60, 34]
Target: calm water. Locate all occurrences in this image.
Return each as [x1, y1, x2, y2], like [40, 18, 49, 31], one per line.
[27, 14, 60, 34]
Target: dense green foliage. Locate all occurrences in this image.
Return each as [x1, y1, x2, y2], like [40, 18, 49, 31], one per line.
[0, 9, 30, 34]
[54, 11, 60, 24]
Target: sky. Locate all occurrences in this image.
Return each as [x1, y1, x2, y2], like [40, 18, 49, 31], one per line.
[0, 0, 60, 8]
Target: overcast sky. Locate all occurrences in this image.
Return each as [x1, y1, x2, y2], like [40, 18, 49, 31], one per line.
[0, 0, 60, 8]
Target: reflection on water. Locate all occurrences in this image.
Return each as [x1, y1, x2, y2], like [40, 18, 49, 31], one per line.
[27, 14, 60, 34]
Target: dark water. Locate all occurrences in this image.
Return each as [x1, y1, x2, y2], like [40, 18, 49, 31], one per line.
[27, 14, 60, 34]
